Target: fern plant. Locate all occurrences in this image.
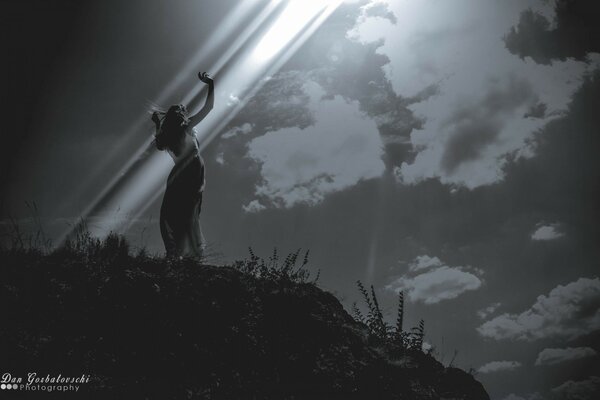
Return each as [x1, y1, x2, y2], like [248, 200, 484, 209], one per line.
[408, 319, 425, 351]
[353, 281, 426, 356]
[395, 291, 404, 334]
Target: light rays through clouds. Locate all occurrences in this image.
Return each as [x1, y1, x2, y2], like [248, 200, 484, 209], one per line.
[58, 0, 344, 243]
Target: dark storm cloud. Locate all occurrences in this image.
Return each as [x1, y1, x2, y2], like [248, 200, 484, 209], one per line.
[440, 76, 535, 173]
[504, 1, 600, 65]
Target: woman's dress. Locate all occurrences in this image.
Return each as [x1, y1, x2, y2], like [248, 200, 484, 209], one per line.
[159, 150, 205, 258]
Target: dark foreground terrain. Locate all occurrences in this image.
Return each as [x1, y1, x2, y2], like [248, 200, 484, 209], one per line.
[0, 236, 489, 399]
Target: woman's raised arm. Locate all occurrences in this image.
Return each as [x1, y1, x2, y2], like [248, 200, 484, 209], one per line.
[189, 72, 214, 128]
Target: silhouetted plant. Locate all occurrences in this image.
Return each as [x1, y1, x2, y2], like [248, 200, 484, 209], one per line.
[354, 281, 426, 356]
[234, 247, 319, 284]
[25, 201, 52, 252]
[392, 291, 410, 350]
[408, 319, 425, 351]
[356, 281, 389, 341]
[351, 302, 365, 323]
[1, 202, 52, 252]
[447, 349, 459, 368]
[395, 291, 404, 334]
[61, 218, 99, 256]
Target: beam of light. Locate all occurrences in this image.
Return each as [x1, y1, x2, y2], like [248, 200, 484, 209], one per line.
[60, 0, 344, 243]
[56, 0, 280, 244]
[251, 0, 332, 62]
[55, 0, 264, 224]
[364, 173, 389, 284]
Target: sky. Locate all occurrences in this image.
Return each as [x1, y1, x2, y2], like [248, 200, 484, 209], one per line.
[1, 1, 599, 399]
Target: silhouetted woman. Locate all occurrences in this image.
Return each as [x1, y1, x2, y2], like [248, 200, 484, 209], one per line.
[152, 71, 214, 258]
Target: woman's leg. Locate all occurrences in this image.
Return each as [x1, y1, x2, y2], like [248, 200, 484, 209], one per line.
[160, 194, 178, 257]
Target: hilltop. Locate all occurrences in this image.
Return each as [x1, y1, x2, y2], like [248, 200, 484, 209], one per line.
[0, 235, 489, 399]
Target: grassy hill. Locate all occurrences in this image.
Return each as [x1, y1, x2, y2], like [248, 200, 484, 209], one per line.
[0, 234, 489, 399]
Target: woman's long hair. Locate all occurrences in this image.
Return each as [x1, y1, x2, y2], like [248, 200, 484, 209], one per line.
[152, 104, 191, 151]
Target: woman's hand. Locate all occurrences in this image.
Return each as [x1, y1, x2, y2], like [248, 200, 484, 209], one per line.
[189, 71, 215, 127]
[198, 71, 214, 85]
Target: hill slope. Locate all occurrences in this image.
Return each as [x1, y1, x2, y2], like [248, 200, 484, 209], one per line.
[1, 241, 489, 399]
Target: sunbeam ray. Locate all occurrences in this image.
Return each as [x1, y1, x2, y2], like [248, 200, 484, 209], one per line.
[59, 0, 344, 244]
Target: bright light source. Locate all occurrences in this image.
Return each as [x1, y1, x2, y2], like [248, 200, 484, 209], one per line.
[252, 0, 335, 61]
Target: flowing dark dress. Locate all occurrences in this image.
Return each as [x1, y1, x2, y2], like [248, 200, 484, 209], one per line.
[160, 150, 205, 258]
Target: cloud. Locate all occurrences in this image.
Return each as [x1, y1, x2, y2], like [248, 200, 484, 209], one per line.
[350, 0, 593, 189]
[551, 376, 600, 400]
[408, 255, 442, 272]
[386, 255, 483, 304]
[531, 224, 564, 241]
[246, 82, 385, 208]
[226, 93, 241, 107]
[478, 360, 522, 374]
[439, 76, 536, 174]
[478, 277, 600, 341]
[231, 70, 316, 133]
[222, 123, 253, 139]
[535, 347, 597, 366]
[302, 0, 425, 169]
[504, 2, 600, 65]
[361, 1, 397, 25]
[242, 199, 266, 214]
[477, 302, 502, 319]
[396, 75, 543, 188]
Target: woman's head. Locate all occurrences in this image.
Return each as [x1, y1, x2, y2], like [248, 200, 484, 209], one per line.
[153, 104, 190, 151]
